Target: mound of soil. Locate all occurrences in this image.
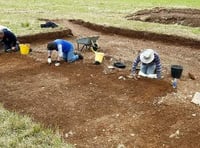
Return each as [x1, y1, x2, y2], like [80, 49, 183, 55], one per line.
[69, 19, 200, 48]
[126, 7, 200, 27]
[18, 29, 73, 43]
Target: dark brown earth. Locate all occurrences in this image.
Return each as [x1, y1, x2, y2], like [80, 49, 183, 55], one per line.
[0, 20, 200, 147]
[126, 7, 200, 27]
[69, 19, 200, 48]
[0, 54, 173, 147]
[18, 29, 73, 43]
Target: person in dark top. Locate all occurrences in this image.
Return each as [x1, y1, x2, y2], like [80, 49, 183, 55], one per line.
[0, 29, 19, 52]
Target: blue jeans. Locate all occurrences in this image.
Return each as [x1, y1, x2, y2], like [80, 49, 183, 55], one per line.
[140, 63, 156, 75]
[63, 48, 79, 63]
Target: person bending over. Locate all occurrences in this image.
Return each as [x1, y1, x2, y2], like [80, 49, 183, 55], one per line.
[0, 29, 19, 52]
[47, 39, 83, 66]
[131, 49, 162, 79]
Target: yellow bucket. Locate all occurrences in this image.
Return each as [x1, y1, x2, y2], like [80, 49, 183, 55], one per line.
[95, 52, 104, 63]
[20, 44, 30, 55]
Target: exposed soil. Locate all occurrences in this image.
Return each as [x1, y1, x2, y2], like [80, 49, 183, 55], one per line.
[126, 7, 200, 27]
[0, 20, 200, 147]
[18, 29, 73, 43]
[69, 19, 200, 48]
[0, 54, 173, 147]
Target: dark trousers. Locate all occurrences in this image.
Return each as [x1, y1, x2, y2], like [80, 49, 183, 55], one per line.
[3, 41, 19, 51]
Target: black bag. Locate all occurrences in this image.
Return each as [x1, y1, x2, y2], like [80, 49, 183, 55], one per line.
[40, 21, 58, 28]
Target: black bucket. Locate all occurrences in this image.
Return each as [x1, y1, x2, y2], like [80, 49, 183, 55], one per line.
[171, 65, 183, 79]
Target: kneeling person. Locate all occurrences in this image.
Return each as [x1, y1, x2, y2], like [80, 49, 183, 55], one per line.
[0, 29, 19, 52]
[132, 49, 162, 79]
[47, 39, 83, 66]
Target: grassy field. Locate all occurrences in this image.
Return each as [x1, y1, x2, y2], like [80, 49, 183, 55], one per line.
[0, 0, 200, 39]
[0, 0, 199, 147]
[0, 105, 72, 147]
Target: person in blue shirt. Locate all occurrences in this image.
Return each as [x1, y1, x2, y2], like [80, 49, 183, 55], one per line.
[47, 39, 83, 66]
[0, 29, 19, 52]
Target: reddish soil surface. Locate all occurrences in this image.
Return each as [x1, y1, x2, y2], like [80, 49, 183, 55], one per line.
[126, 7, 200, 27]
[0, 20, 200, 147]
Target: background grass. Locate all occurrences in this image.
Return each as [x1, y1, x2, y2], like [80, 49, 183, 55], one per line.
[0, 0, 199, 147]
[0, 0, 200, 39]
[0, 105, 72, 148]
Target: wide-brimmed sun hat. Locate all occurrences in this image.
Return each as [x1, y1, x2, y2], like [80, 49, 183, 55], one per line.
[140, 49, 155, 64]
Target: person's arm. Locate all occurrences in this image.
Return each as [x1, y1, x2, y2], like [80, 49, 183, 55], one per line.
[52, 44, 63, 66]
[48, 50, 52, 57]
[132, 55, 141, 74]
[154, 54, 162, 78]
[47, 50, 52, 64]
[57, 44, 63, 62]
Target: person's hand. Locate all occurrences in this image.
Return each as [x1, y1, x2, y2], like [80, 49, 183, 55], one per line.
[55, 61, 60, 67]
[157, 75, 164, 79]
[47, 57, 52, 64]
[132, 73, 138, 80]
[11, 47, 16, 50]
[127, 73, 138, 80]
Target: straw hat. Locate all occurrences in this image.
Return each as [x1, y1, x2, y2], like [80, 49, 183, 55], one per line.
[140, 49, 155, 64]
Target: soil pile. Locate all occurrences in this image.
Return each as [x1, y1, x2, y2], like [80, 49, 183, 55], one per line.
[126, 7, 200, 27]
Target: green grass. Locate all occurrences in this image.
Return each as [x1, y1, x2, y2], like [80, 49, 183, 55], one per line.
[0, 105, 72, 148]
[0, 0, 199, 147]
[0, 0, 200, 39]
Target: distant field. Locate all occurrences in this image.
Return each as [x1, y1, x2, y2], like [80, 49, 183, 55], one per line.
[0, 0, 200, 39]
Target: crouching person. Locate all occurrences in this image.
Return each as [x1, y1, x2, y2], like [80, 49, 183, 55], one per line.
[47, 39, 83, 66]
[131, 49, 162, 79]
[0, 29, 19, 52]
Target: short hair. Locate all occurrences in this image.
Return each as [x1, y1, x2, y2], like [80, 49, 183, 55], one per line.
[47, 42, 57, 51]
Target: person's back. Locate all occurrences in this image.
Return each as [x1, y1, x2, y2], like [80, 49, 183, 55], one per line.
[0, 29, 18, 52]
[54, 39, 73, 53]
[2, 29, 17, 42]
[131, 49, 161, 79]
[47, 39, 83, 66]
